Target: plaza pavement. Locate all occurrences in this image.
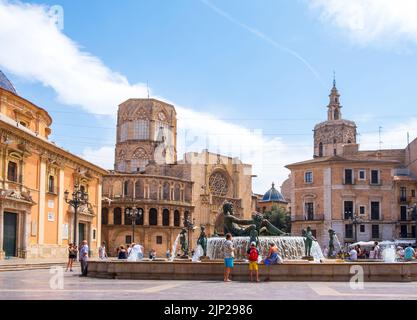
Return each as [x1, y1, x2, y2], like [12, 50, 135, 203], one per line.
[0, 268, 417, 300]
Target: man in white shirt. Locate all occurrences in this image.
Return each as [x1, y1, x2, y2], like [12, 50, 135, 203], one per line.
[79, 240, 89, 276]
[349, 248, 358, 261]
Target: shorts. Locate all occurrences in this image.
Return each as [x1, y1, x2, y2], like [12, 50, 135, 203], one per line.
[224, 258, 234, 268]
[249, 261, 258, 271]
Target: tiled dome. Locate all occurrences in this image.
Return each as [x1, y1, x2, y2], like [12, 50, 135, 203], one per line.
[261, 182, 286, 202]
[0, 70, 17, 94]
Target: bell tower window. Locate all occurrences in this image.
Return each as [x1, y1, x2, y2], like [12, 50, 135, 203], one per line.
[318, 142, 323, 157]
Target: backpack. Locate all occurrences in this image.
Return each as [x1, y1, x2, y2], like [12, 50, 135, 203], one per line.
[249, 247, 258, 261]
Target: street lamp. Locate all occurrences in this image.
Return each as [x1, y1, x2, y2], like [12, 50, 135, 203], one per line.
[183, 215, 196, 256]
[64, 184, 89, 246]
[407, 203, 417, 243]
[348, 211, 362, 243]
[125, 207, 143, 243]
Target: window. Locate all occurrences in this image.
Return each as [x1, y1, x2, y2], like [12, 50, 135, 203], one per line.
[133, 119, 149, 140]
[124, 208, 132, 225]
[345, 224, 353, 238]
[305, 171, 313, 183]
[149, 208, 158, 226]
[413, 226, 416, 238]
[371, 225, 379, 239]
[156, 236, 163, 245]
[358, 170, 366, 180]
[400, 225, 408, 238]
[120, 122, 128, 141]
[371, 170, 380, 184]
[174, 210, 180, 227]
[102, 208, 109, 225]
[318, 142, 323, 157]
[48, 176, 55, 193]
[400, 206, 407, 221]
[163, 209, 170, 226]
[344, 169, 353, 184]
[344, 201, 354, 219]
[371, 202, 380, 220]
[360, 225, 365, 233]
[7, 161, 18, 182]
[333, 149, 337, 155]
[114, 208, 122, 225]
[93, 229, 96, 240]
[359, 206, 366, 215]
[123, 181, 129, 197]
[400, 187, 407, 201]
[125, 235, 132, 244]
[412, 190, 416, 197]
[305, 202, 314, 220]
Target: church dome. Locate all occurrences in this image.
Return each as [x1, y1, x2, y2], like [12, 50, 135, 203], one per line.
[0, 70, 17, 94]
[260, 182, 286, 202]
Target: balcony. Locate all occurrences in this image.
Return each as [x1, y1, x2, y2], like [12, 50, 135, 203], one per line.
[399, 196, 411, 203]
[293, 214, 324, 221]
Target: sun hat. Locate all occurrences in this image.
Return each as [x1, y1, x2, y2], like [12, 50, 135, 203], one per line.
[250, 241, 256, 246]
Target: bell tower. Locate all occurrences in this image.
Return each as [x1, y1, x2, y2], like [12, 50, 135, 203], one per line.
[313, 77, 357, 158]
[114, 98, 177, 173]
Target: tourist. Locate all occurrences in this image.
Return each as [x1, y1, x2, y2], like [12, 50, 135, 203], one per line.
[246, 242, 260, 282]
[79, 240, 89, 277]
[223, 233, 235, 282]
[264, 243, 282, 265]
[118, 245, 128, 259]
[98, 241, 107, 260]
[149, 249, 156, 260]
[355, 244, 364, 259]
[166, 249, 171, 259]
[404, 243, 415, 261]
[349, 247, 358, 261]
[322, 246, 328, 258]
[374, 242, 381, 259]
[66, 243, 77, 272]
[396, 246, 405, 260]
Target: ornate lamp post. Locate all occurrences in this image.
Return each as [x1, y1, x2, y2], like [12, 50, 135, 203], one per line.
[407, 203, 417, 242]
[64, 185, 89, 246]
[183, 215, 195, 256]
[125, 207, 143, 243]
[348, 211, 362, 243]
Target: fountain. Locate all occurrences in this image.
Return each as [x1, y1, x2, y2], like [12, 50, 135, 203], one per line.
[382, 245, 397, 263]
[206, 236, 324, 261]
[169, 233, 181, 262]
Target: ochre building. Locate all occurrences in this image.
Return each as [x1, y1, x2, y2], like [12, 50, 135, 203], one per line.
[101, 98, 254, 257]
[285, 81, 417, 248]
[0, 71, 107, 260]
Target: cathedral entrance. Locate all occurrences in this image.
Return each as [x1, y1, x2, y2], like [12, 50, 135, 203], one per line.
[3, 212, 17, 257]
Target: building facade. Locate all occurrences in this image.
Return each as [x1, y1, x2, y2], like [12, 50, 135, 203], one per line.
[0, 71, 107, 260]
[286, 81, 417, 248]
[101, 99, 254, 257]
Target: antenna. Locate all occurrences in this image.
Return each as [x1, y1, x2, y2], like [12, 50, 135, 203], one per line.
[407, 132, 411, 165]
[378, 126, 383, 150]
[147, 81, 150, 99]
[333, 70, 336, 87]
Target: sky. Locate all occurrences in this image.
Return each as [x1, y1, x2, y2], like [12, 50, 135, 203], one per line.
[1, 0, 417, 194]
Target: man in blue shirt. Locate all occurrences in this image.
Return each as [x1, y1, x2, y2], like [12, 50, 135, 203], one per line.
[79, 240, 89, 276]
[404, 244, 415, 261]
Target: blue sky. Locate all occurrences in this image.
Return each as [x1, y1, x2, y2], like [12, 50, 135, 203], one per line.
[1, 0, 417, 193]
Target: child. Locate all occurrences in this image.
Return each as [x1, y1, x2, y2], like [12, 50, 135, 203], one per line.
[246, 241, 260, 282]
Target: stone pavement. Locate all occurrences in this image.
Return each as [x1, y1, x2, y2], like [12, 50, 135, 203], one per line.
[1, 268, 417, 300]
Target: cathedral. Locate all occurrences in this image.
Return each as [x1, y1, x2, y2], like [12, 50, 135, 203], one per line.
[101, 98, 254, 256]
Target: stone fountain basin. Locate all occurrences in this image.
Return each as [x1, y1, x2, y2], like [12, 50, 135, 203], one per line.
[87, 259, 417, 282]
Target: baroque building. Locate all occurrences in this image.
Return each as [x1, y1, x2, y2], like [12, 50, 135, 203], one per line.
[0, 71, 107, 260]
[285, 81, 417, 248]
[101, 99, 254, 257]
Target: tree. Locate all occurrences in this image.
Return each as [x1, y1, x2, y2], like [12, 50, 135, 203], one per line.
[264, 205, 291, 233]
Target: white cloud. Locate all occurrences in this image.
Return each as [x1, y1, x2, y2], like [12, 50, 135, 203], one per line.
[0, 0, 310, 193]
[309, 0, 417, 46]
